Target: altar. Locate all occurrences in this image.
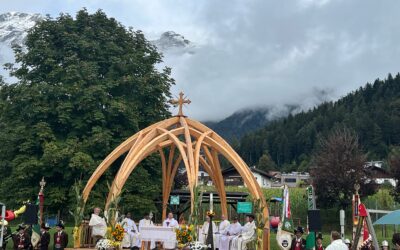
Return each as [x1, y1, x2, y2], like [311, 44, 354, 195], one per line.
[140, 226, 176, 249]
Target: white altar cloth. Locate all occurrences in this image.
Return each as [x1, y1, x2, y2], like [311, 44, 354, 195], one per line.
[140, 226, 176, 248]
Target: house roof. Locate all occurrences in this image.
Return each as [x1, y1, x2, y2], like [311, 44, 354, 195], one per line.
[222, 166, 275, 179]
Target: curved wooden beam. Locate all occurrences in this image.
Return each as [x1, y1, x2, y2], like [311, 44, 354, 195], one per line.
[82, 117, 179, 201]
[84, 116, 270, 250]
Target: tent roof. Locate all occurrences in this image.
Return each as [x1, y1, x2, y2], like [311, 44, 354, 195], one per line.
[373, 209, 400, 225]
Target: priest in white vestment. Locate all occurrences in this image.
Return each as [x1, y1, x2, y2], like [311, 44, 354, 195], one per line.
[232, 214, 256, 250]
[162, 212, 179, 249]
[199, 215, 217, 245]
[215, 215, 230, 248]
[121, 212, 140, 248]
[138, 214, 155, 250]
[219, 217, 242, 250]
[89, 207, 107, 243]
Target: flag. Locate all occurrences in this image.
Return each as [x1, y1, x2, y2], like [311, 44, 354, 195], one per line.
[281, 186, 294, 232]
[305, 232, 316, 250]
[31, 191, 44, 247]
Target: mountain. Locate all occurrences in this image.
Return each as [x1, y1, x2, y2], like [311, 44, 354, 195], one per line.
[238, 73, 400, 168]
[0, 12, 42, 45]
[0, 12, 194, 79]
[151, 31, 195, 54]
[205, 105, 299, 141]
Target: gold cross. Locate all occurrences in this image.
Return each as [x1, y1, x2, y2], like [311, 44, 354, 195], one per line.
[169, 91, 191, 117]
[40, 177, 46, 193]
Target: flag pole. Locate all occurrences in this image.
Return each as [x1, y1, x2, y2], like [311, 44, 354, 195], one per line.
[39, 177, 46, 225]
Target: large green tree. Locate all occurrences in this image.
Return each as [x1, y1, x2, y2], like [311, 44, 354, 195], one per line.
[310, 127, 376, 209]
[0, 9, 174, 218]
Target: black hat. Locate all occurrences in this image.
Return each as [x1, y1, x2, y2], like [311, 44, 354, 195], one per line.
[16, 224, 25, 232]
[41, 223, 51, 230]
[294, 226, 304, 234]
[317, 233, 323, 240]
[233, 217, 239, 220]
[55, 222, 65, 229]
[246, 214, 255, 219]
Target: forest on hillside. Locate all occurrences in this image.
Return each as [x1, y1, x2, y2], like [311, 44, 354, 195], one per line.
[238, 73, 400, 171]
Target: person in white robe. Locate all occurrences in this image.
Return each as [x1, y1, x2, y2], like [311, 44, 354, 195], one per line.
[199, 215, 217, 245]
[89, 207, 107, 243]
[232, 214, 256, 250]
[219, 217, 242, 250]
[215, 215, 230, 248]
[162, 212, 179, 249]
[138, 214, 155, 250]
[121, 212, 140, 248]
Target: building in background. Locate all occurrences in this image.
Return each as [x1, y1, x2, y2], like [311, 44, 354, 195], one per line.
[221, 166, 275, 188]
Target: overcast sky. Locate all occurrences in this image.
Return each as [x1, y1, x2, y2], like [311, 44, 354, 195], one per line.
[2, 0, 400, 121]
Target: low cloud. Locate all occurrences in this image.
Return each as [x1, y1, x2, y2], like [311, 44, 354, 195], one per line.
[1, 0, 400, 121]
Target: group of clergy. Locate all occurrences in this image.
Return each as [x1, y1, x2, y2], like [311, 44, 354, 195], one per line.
[216, 214, 256, 250]
[88, 207, 155, 249]
[89, 207, 256, 250]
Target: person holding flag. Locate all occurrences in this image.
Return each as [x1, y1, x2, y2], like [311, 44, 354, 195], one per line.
[32, 178, 46, 249]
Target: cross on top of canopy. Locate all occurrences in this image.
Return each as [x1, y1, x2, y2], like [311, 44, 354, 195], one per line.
[81, 91, 268, 222]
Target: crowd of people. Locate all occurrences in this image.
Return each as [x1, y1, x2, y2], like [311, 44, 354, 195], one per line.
[288, 226, 400, 250]
[3, 208, 400, 250]
[0, 222, 68, 250]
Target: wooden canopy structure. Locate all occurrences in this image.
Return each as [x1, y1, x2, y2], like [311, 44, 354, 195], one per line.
[81, 92, 270, 249]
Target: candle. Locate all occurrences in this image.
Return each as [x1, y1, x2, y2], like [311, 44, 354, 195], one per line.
[210, 193, 213, 212]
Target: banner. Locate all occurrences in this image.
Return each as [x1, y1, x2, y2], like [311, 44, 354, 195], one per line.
[281, 186, 294, 232]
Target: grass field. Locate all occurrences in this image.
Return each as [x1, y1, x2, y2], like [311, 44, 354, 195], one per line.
[4, 226, 397, 249]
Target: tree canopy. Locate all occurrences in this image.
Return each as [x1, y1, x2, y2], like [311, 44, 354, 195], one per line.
[310, 127, 376, 209]
[0, 9, 174, 218]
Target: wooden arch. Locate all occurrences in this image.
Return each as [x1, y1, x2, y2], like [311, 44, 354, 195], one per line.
[82, 93, 270, 249]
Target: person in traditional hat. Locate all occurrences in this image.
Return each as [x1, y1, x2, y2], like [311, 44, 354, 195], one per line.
[291, 226, 306, 250]
[392, 233, 400, 250]
[381, 240, 389, 250]
[53, 222, 68, 250]
[12, 225, 30, 250]
[39, 224, 51, 250]
[316, 233, 324, 250]
[232, 214, 257, 250]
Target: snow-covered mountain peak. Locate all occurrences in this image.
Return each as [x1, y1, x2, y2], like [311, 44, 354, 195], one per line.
[151, 31, 195, 54]
[0, 12, 43, 46]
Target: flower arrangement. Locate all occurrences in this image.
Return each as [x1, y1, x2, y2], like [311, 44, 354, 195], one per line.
[175, 224, 194, 248]
[111, 224, 124, 243]
[95, 239, 114, 250]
